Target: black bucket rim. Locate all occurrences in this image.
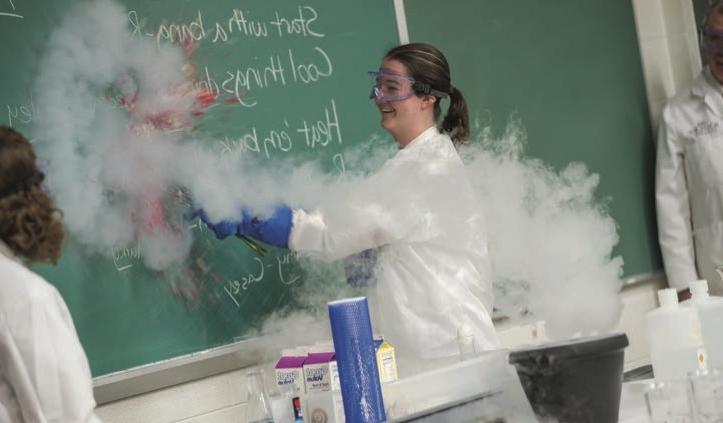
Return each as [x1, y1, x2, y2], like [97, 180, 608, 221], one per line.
[508, 332, 629, 362]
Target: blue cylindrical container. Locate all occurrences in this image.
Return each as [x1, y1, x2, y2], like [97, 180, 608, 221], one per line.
[328, 297, 386, 423]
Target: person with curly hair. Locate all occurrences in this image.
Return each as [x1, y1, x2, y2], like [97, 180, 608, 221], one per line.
[0, 126, 101, 422]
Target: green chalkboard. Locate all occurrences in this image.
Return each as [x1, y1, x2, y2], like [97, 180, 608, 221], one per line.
[404, 0, 660, 278]
[1, 0, 398, 375]
[694, 0, 712, 30]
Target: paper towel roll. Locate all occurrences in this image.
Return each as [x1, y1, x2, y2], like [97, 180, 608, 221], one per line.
[328, 297, 386, 423]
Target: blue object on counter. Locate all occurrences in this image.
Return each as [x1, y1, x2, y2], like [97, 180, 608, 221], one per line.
[328, 297, 386, 423]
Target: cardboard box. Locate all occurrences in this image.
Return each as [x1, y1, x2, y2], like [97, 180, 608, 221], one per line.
[275, 349, 307, 393]
[303, 351, 340, 393]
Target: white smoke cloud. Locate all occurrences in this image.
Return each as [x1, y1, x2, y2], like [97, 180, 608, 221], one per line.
[33, 0, 621, 350]
[462, 120, 623, 338]
[32, 0, 258, 270]
[248, 118, 624, 353]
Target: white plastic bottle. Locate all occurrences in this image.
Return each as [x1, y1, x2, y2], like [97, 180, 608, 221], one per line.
[645, 288, 706, 381]
[681, 280, 723, 370]
[246, 369, 275, 423]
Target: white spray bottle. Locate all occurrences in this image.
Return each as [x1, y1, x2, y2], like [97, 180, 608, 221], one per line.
[681, 280, 723, 370]
[645, 288, 706, 381]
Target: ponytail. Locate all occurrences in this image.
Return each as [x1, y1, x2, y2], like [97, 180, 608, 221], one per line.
[440, 86, 470, 146]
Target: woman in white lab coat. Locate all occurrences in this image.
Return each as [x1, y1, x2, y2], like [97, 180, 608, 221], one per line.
[201, 43, 499, 363]
[0, 126, 101, 422]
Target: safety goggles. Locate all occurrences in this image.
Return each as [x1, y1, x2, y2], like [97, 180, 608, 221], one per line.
[701, 27, 723, 54]
[368, 69, 448, 102]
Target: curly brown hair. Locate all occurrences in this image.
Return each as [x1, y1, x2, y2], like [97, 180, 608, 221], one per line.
[0, 126, 64, 264]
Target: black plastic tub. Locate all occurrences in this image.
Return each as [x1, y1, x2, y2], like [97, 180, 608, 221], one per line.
[508, 333, 629, 423]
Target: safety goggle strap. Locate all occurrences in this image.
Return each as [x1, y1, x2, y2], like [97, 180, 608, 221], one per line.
[411, 81, 449, 99]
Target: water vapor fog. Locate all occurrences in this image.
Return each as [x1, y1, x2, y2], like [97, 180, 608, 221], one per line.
[463, 121, 623, 339]
[33, 0, 288, 269]
[33, 0, 622, 349]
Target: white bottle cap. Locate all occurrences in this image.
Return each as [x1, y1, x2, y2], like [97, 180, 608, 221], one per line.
[689, 280, 710, 299]
[658, 288, 679, 308]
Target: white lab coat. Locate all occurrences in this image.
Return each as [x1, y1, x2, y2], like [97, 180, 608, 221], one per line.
[656, 68, 723, 294]
[0, 242, 101, 423]
[290, 127, 499, 360]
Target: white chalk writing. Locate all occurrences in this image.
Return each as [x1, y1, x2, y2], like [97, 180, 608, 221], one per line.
[276, 253, 300, 285]
[222, 253, 300, 307]
[117, 5, 351, 299]
[332, 153, 346, 177]
[194, 45, 333, 107]
[288, 46, 333, 84]
[269, 6, 323, 38]
[217, 99, 341, 159]
[128, 10, 153, 38]
[156, 10, 206, 47]
[129, 6, 324, 44]
[223, 256, 265, 307]
[6, 95, 35, 127]
[111, 241, 142, 272]
[1, 0, 22, 19]
[297, 98, 342, 148]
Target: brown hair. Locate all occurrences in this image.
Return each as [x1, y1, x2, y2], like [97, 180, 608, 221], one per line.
[0, 126, 64, 263]
[383, 43, 470, 145]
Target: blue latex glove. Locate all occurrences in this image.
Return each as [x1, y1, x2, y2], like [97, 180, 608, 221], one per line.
[239, 206, 293, 248]
[194, 206, 293, 248]
[194, 208, 241, 240]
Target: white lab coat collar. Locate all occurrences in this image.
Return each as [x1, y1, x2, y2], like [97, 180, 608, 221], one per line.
[0, 240, 18, 262]
[692, 67, 723, 118]
[703, 67, 723, 96]
[403, 126, 439, 150]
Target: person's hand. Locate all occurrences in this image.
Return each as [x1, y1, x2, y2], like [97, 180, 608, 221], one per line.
[677, 288, 692, 302]
[191, 205, 293, 247]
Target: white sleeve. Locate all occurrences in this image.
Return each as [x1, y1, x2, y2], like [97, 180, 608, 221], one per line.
[8, 285, 102, 423]
[289, 202, 424, 262]
[288, 171, 433, 261]
[655, 112, 699, 291]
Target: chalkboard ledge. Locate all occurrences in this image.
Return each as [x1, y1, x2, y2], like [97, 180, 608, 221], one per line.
[622, 271, 664, 287]
[90, 272, 663, 404]
[93, 339, 266, 404]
